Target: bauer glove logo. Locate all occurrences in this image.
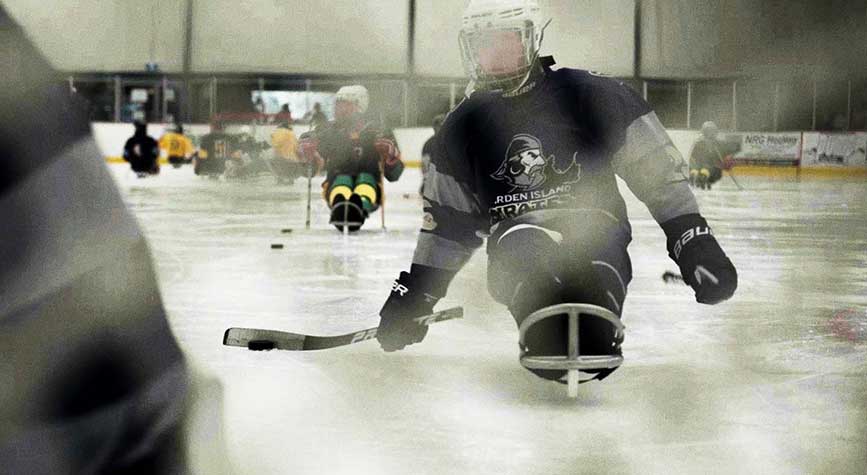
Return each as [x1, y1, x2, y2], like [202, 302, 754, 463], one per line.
[673, 226, 712, 260]
[391, 281, 409, 296]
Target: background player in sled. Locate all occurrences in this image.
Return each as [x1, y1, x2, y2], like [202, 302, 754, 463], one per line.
[123, 121, 160, 177]
[195, 121, 233, 178]
[376, 0, 738, 384]
[267, 121, 304, 184]
[299, 85, 405, 232]
[688, 121, 740, 190]
[159, 122, 195, 168]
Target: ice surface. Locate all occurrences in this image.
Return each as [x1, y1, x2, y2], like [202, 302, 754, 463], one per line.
[110, 165, 867, 475]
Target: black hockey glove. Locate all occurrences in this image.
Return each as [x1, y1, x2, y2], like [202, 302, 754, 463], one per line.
[662, 214, 737, 304]
[377, 265, 454, 352]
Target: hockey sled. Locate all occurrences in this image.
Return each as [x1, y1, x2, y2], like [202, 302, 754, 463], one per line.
[518, 303, 625, 397]
[329, 196, 366, 232]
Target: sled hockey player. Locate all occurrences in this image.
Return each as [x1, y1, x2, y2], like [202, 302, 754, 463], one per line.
[159, 123, 195, 168]
[299, 85, 405, 232]
[195, 121, 231, 178]
[123, 121, 160, 177]
[267, 121, 304, 184]
[688, 121, 739, 190]
[222, 125, 270, 180]
[376, 0, 738, 385]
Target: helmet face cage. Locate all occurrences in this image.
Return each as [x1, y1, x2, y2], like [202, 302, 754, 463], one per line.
[459, 21, 539, 92]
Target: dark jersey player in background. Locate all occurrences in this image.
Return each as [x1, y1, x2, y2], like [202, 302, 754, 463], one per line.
[299, 85, 404, 232]
[195, 122, 232, 178]
[376, 0, 738, 384]
[123, 121, 160, 177]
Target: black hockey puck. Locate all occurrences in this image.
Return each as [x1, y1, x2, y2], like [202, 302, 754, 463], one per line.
[248, 340, 276, 351]
[281, 228, 293, 233]
[271, 243, 284, 249]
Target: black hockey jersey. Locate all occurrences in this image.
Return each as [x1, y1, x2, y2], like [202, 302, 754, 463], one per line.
[309, 119, 404, 183]
[414, 57, 698, 272]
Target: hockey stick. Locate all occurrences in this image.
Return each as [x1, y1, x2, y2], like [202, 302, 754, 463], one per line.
[223, 306, 463, 351]
[661, 271, 685, 284]
[379, 161, 386, 231]
[304, 160, 314, 230]
[725, 169, 744, 191]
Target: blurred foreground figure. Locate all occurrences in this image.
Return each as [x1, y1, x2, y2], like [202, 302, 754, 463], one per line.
[299, 85, 405, 232]
[124, 121, 161, 177]
[688, 121, 739, 190]
[0, 9, 228, 474]
[376, 0, 737, 385]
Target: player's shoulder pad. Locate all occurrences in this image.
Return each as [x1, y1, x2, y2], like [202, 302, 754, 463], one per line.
[551, 67, 650, 118]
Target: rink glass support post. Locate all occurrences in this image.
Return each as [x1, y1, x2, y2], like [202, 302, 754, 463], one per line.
[846, 80, 852, 131]
[209, 77, 218, 119]
[518, 303, 625, 399]
[732, 80, 738, 132]
[162, 76, 170, 122]
[773, 82, 780, 132]
[114, 75, 122, 123]
[686, 81, 692, 129]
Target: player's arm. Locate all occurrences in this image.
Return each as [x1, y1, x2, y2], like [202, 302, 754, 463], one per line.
[298, 130, 324, 173]
[374, 128, 404, 182]
[377, 119, 485, 351]
[607, 88, 736, 305]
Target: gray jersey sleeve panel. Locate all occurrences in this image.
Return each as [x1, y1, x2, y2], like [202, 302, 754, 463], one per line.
[635, 180, 700, 223]
[612, 112, 700, 223]
[422, 161, 481, 215]
[412, 232, 478, 271]
[0, 138, 142, 318]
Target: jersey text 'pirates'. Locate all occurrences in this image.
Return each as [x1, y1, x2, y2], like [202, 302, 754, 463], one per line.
[414, 57, 698, 273]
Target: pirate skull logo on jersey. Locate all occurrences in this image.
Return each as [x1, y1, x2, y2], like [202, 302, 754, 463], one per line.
[491, 134, 581, 191]
[491, 134, 551, 191]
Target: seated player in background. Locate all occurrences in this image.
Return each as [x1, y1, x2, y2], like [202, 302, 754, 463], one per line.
[375, 0, 737, 385]
[299, 85, 405, 232]
[195, 121, 231, 178]
[223, 125, 271, 180]
[688, 121, 739, 190]
[123, 121, 160, 177]
[159, 122, 195, 168]
[267, 122, 304, 184]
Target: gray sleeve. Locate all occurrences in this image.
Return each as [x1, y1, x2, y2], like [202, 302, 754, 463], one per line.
[611, 111, 700, 223]
[411, 161, 484, 271]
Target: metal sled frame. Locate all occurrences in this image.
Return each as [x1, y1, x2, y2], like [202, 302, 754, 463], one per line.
[518, 303, 625, 397]
[329, 199, 366, 232]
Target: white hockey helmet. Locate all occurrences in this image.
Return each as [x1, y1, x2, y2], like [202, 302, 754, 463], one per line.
[459, 0, 549, 93]
[701, 121, 719, 139]
[335, 85, 369, 114]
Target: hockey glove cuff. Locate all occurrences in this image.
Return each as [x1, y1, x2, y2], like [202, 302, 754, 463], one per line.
[661, 214, 737, 305]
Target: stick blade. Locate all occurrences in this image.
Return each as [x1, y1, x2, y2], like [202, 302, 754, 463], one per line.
[223, 327, 306, 351]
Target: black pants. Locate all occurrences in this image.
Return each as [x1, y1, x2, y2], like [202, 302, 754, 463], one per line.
[486, 212, 632, 379]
